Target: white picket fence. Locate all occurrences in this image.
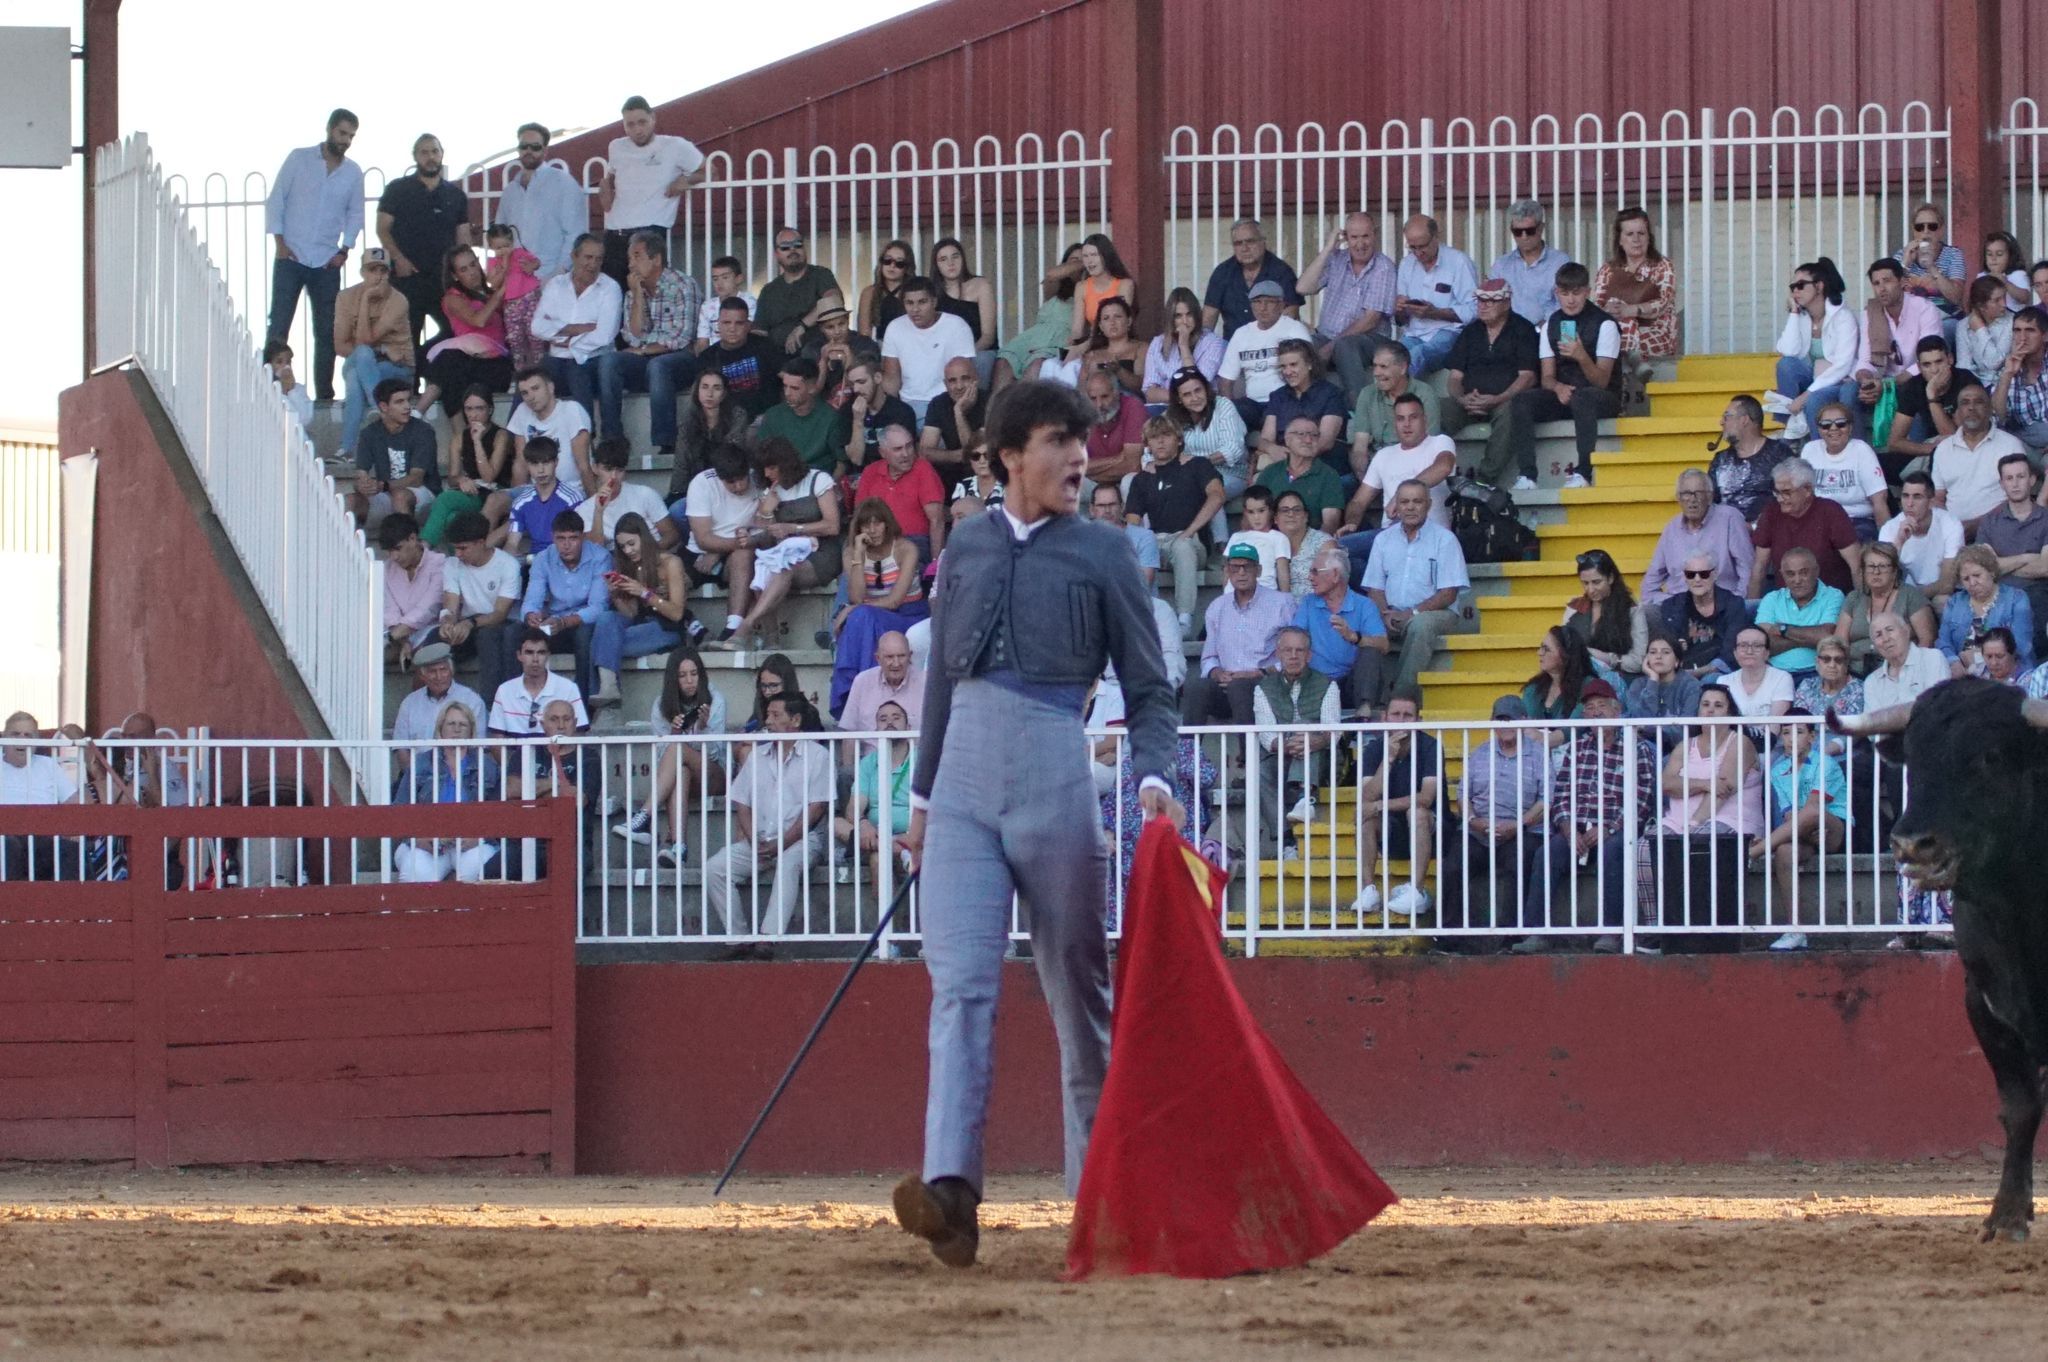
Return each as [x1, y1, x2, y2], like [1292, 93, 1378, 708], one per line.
[93, 135, 384, 756]
[0, 430, 62, 724]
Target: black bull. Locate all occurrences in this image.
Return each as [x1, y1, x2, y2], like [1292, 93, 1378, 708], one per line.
[1834, 677, 2048, 1243]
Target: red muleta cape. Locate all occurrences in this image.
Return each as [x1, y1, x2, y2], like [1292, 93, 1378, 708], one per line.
[1065, 819, 1397, 1279]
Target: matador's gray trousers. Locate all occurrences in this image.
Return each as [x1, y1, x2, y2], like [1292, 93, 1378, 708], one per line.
[920, 679, 1112, 1196]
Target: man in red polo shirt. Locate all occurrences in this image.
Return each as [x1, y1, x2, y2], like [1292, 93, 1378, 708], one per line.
[854, 420, 948, 556]
[1081, 368, 1147, 491]
[1748, 455, 1863, 598]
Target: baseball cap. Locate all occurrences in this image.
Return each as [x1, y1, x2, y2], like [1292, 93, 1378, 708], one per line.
[1490, 694, 1526, 720]
[1579, 678, 1618, 702]
[361, 247, 391, 271]
[1225, 542, 1263, 563]
[1247, 280, 1286, 301]
[1475, 277, 1512, 300]
[410, 642, 453, 668]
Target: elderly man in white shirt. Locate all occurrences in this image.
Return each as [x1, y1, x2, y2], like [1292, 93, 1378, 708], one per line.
[598, 95, 704, 287]
[1362, 479, 1471, 696]
[496, 123, 586, 281]
[1862, 610, 1950, 710]
[703, 693, 836, 944]
[1393, 214, 1478, 377]
[1931, 383, 2026, 535]
[532, 233, 625, 429]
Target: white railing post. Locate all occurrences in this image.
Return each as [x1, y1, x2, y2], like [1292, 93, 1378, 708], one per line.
[1417, 117, 1436, 218]
[1243, 729, 1261, 959]
[1696, 107, 1716, 355]
[781, 147, 800, 234]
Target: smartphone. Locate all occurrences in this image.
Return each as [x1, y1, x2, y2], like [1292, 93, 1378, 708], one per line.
[1559, 320, 1579, 345]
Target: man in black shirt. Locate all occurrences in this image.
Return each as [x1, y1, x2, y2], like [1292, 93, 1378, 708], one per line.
[1126, 414, 1225, 631]
[918, 356, 989, 483]
[1442, 277, 1540, 486]
[376, 134, 469, 355]
[835, 358, 917, 474]
[1880, 335, 1968, 473]
[703, 296, 783, 419]
[350, 377, 442, 527]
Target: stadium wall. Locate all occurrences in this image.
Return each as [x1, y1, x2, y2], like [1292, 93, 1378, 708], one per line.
[57, 369, 322, 742]
[577, 953, 1990, 1176]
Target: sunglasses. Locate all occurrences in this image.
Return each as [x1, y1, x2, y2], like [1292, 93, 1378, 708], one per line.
[1914, 222, 1941, 232]
[776, 240, 805, 251]
[1789, 279, 1813, 290]
[1575, 552, 1611, 570]
[1510, 225, 1541, 238]
[517, 142, 545, 153]
[881, 256, 909, 268]
[1816, 419, 1850, 430]
[1683, 568, 1715, 580]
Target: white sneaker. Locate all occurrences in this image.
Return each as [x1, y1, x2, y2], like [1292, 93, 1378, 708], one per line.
[596, 795, 622, 819]
[1884, 935, 1908, 950]
[1562, 472, 1590, 489]
[1385, 882, 1429, 918]
[657, 841, 688, 869]
[1592, 934, 1622, 954]
[1177, 612, 1194, 636]
[1280, 843, 1300, 863]
[1780, 412, 1809, 442]
[1350, 883, 1383, 916]
[1286, 796, 1316, 824]
[612, 808, 653, 845]
[1768, 931, 1809, 952]
[1510, 476, 1538, 492]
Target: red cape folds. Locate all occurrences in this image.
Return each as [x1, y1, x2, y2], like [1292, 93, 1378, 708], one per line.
[1065, 820, 1397, 1280]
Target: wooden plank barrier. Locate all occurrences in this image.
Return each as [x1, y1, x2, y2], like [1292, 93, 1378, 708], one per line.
[0, 798, 578, 1172]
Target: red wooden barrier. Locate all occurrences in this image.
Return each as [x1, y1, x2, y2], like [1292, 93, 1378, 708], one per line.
[0, 798, 578, 1172]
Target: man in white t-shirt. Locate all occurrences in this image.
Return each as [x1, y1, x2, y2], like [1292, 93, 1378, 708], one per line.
[1, 710, 83, 880]
[694, 254, 757, 353]
[1879, 471, 1965, 597]
[1218, 280, 1315, 419]
[579, 436, 679, 551]
[1333, 393, 1456, 577]
[598, 95, 704, 286]
[880, 277, 976, 424]
[683, 443, 761, 640]
[436, 510, 525, 701]
[507, 367, 597, 500]
[488, 627, 590, 736]
[1931, 383, 2024, 532]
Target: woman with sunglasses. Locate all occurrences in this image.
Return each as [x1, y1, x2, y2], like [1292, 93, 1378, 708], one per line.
[1833, 540, 1936, 674]
[858, 239, 919, 340]
[1796, 401, 1889, 541]
[1563, 548, 1650, 682]
[1897, 203, 1967, 321]
[1772, 258, 1859, 433]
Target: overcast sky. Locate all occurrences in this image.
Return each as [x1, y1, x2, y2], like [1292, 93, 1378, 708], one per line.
[0, 0, 931, 426]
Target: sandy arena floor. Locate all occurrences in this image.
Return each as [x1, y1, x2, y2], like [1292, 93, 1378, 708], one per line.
[3, 1162, 2045, 1360]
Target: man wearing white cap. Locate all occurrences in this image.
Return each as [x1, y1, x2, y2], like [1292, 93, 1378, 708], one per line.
[390, 642, 486, 752]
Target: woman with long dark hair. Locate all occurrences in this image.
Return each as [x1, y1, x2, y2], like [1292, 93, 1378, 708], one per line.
[1065, 232, 1135, 349]
[598, 511, 692, 673]
[718, 436, 843, 648]
[828, 498, 929, 716]
[931, 237, 998, 356]
[613, 646, 729, 869]
[1051, 295, 1143, 393]
[422, 385, 513, 546]
[1771, 256, 1859, 436]
[1564, 548, 1651, 680]
[1521, 625, 1592, 721]
[1142, 286, 1224, 400]
[420, 245, 513, 420]
[858, 238, 919, 339]
[1167, 366, 1251, 497]
[666, 368, 753, 507]
[745, 653, 803, 733]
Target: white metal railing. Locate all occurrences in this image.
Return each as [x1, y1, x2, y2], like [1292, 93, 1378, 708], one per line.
[1168, 102, 1956, 356]
[94, 135, 384, 760]
[2004, 97, 2048, 275]
[0, 716, 1944, 956]
[0, 430, 61, 723]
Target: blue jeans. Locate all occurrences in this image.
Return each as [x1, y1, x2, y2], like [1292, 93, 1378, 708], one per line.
[341, 349, 412, 450]
[545, 355, 600, 423]
[1774, 355, 1862, 436]
[593, 349, 697, 449]
[1401, 327, 1460, 378]
[268, 257, 342, 399]
[592, 611, 683, 672]
[1338, 528, 1380, 591]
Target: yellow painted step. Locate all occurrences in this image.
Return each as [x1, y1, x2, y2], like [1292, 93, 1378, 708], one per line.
[1223, 936, 1432, 958]
[1534, 524, 1660, 559]
[1675, 353, 1778, 383]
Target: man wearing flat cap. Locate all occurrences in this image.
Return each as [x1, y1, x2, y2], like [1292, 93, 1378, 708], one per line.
[390, 641, 487, 754]
[1443, 277, 1540, 488]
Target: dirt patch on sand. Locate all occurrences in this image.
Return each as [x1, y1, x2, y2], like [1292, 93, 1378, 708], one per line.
[3, 1162, 2042, 1360]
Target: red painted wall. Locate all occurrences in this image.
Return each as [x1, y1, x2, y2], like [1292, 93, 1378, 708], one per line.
[58, 370, 316, 743]
[576, 953, 1993, 1176]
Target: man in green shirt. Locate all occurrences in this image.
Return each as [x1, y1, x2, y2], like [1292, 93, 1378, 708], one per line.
[1348, 338, 1442, 477]
[755, 227, 846, 353]
[1256, 416, 1346, 531]
[756, 356, 842, 475]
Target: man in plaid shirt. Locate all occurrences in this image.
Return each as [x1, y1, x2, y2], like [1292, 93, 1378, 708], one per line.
[593, 229, 704, 456]
[1992, 306, 2048, 461]
[1509, 678, 1658, 956]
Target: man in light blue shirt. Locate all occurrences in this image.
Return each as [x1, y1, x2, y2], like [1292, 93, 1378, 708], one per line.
[1393, 215, 1478, 377]
[520, 509, 615, 705]
[1294, 540, 1389, 715]
[264, 109, 366, 403]
[1487, 199, 1572, 329]
[1752, 547, 1845, 681]
[496, 123, 587, 281]
[1363, 479, 1472, 695]
[1088, 482, 1159, 588]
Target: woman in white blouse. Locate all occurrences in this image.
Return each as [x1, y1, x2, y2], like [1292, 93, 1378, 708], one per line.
[1714, 625, 1795, 717]
[1958, 274, 2015, 381]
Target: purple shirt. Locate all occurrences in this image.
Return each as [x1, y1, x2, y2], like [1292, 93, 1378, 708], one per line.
[1640, 503, 1755, 603]
[1200, 584, 1295, 676]
[1310, 249, 1397, 341]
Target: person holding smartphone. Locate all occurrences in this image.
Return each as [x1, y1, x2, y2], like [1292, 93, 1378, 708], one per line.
[1507, 260, 1624, 489]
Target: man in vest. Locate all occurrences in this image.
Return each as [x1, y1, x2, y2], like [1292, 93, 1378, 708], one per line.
[1505, 261, 1624, 489]
[1252, 625, 1341, 845]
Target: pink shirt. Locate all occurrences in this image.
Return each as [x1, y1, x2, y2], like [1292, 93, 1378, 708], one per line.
[384, 548, 446, 631]
[495, 247, 543, 301]
[840, 664, 925, 733]
[1866, 293, 1942, 379]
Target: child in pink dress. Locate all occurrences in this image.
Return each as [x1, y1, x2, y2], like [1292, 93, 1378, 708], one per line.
[487, 223, 545, 370]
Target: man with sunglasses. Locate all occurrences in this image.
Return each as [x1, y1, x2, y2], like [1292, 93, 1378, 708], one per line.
[1658, 551, 1749, 680]
[495, 123, 584, 281]
[1892, 203, 1967, 323]
[1487, 199, 1570, 329]
[756, 227, 846, 354]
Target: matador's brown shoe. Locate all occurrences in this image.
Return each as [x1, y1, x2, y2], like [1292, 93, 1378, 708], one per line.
[892, 1174, 981, 1267]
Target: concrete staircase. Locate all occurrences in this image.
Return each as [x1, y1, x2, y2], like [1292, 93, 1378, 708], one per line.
[1419, 353, 1779, 719]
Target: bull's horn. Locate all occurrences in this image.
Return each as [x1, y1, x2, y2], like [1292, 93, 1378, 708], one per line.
[1831, 703, 1914, 737]
[2025, 699, 2048, 730]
